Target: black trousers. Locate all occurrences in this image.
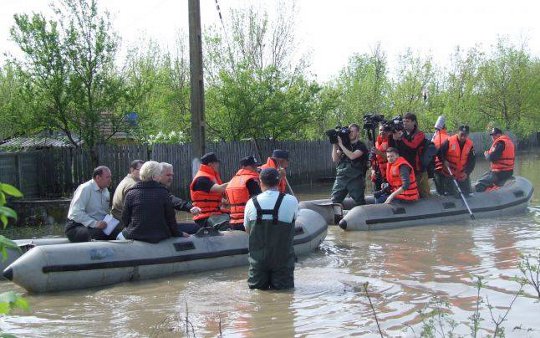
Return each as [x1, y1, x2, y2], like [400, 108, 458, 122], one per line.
[475, 170, 513, 192]
[65, 219, 120, 242]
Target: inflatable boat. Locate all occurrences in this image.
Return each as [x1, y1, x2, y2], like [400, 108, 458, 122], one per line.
[300, 176, 533, 231]
[3, 209, 327, 293]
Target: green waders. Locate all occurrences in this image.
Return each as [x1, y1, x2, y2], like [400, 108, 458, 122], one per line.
[331, 162, 366, 205]
[247, 193, 296, 290]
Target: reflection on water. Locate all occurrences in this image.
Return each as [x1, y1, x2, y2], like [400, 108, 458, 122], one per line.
[1, 154, 540, 337]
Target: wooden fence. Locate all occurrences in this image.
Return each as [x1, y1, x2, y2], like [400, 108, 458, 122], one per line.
[1, 132, 537, 199]
[0, 140, 336, 199]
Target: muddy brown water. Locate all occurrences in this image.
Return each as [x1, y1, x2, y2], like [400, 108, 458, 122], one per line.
[1, 154, 540, 337]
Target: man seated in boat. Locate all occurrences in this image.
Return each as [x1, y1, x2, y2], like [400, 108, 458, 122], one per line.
[374, 147, 419, 204]
[431, 116, 450, 195]
[390, 112, 430, 198]
[244, 167, 299, 290]
[118, 161, 188, 243]
[475, 127, 515, 192]
[330, 124, 369, 206]
[225, 156, 262, 231]
[110, 160, 144, 228]
[158, 162, 202, 234]
[65, 166, 121, 242]
[438, 125, 476, 196]
[190, 152, 230, 228]
[259, 149, 291, 194]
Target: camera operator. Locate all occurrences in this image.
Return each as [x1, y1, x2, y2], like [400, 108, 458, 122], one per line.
[389, 112, 430, 198]
[371, 123, 390, 191]
[331, 123, 369, 206]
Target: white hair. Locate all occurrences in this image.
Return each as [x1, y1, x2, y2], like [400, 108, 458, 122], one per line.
[160, 162, 173, 174]
[139, 161, 162, 182]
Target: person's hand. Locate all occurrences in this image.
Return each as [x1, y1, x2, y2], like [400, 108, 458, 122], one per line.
[190, 206, 201, 215]
[96, 220, 107, 229]
[337, 135, 343, 147]
[278, 167, 286, 178]
[182, 232, 190, 237]
[484, 150, 489, 159]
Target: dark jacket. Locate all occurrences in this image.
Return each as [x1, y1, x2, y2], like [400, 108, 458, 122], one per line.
[122, 180, 181, 243]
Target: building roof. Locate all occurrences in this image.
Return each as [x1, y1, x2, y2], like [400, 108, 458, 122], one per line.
[0, 133, 82, 149]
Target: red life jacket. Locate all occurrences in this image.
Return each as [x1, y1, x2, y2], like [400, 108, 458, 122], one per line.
[489, 135, 515, 172]
[386, 157, 419, 201]
[445, 134, 473, 180]
[431, 129, 450, 171]
[259, 157, 286, 193]
[375, 134, 389, 178]
[225, 169, 260, 225]
[190, 164, 224, 220]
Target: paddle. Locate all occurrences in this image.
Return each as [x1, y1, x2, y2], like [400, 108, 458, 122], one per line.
[445, 164, 475, 220]
[192, 157, 201, 179]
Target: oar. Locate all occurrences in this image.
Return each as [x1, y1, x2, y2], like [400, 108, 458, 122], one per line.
[281, 171, 295, 196]
[445, 164, 475, 220]
[192, 157, 201, 179]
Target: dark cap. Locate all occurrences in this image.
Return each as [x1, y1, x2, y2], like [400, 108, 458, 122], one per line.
[272, 149, 289, 160]
[240, 155, 258, 167]
[200, 152, 220, 165]
[458, 125, 470, 135]
[489, 127, 503, 136]
[260, 167, 281, 187]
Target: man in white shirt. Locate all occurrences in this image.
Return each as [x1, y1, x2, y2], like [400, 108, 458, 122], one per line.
[244, 167, 299, 290]
[65, 166, 120, 242]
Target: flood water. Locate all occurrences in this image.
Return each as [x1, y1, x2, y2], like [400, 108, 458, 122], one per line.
[1, 154, 540, 337]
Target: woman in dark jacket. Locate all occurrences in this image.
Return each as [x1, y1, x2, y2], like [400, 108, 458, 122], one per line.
[120, 161, 185, 243]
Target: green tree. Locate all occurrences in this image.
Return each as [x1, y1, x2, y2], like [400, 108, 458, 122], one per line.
[335, 45, 391, 124]
[477, 38, 540, 136]
[204, 2, 316, 141]
[120, 37, 191, 143]
[441, 46, 484, 131]
[0, 63, 32, 141]
[10, 0, 123, 163]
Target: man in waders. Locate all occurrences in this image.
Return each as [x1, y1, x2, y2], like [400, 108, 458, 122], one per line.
[331, 123, 369, 206]
[244, 167, 299, 290]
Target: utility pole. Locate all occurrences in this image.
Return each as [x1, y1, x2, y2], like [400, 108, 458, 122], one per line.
[188, 0, 205, 159]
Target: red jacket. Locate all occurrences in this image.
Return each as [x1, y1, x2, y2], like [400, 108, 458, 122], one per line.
[260, 157, 286, 193]
[489, 135, 515, 172]
[190, 164, 224, 221]
[432, 129, 450, 171]
[225, 169, 260, 225]
[445, 134, 473, 180]
[386, 157, 419, 201]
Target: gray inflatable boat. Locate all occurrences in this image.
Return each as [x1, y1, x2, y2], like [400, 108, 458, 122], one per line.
[3, 209, 327, 293]
[300, 176, 533, 231]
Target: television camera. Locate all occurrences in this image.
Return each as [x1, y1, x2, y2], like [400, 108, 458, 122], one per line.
[325, 126, 351, 148]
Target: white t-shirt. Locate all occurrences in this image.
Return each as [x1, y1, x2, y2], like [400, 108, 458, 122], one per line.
[243, 189, 298, 231]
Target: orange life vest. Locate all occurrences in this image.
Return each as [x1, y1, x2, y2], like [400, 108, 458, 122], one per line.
[445, 134, 473, 180]
[260, 157, 286, 193]
[225, 169, 260, 225]
[489, 135, 515, 172]
[190, 164, 224, 220]
[386, 157, 419, 201]
[375, 134, 389, 178]
[431, 129, 450, 171]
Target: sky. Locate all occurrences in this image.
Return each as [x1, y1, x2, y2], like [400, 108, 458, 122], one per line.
[1, 0, 540, 81]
